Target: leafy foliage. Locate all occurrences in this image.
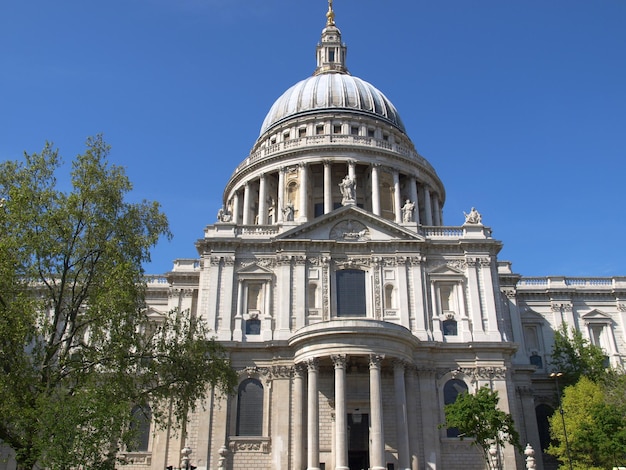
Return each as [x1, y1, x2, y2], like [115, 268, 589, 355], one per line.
[443, 385, 522, 468]
[551, 323, 607, 383]
[548, 376, 626, 470]
[0, 137, 237, 469]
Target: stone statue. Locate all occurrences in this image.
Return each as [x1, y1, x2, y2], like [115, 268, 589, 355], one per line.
[339, 175, 356, 204]
[463, 207, 482, 225]
[283, 202, 294, 221]
[401, 199, 415, 223]
[217, 206, 232, 223]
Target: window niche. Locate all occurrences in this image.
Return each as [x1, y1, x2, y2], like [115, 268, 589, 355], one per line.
[234, 265, 274, 342]
[428, 265, 469, 342]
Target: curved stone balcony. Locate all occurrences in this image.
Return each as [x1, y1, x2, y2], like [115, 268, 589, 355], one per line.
[231, 133, 437, 179]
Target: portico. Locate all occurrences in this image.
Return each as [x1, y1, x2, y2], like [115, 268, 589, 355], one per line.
[289, 320, 418, 470]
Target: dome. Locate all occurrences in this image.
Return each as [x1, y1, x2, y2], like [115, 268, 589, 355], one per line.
[259, 73, 406, 137]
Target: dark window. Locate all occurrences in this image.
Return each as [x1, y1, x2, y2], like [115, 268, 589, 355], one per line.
[299, 128, 307, 138]
[351, 126, 359, 135]
[129, 404, 151, 452]
[530, 353, 543, 368]
[336, 269, 366, 317]
[236, 379, 263, 436]
[316, 125, 324, 135]
[246, 318, 261, 335]
[442, 319, 458, 336]
[444, 379, 468, 437]
[329, 49, 335, 62]
[367, 129, 375, 138]
[333, 124, 342, 134]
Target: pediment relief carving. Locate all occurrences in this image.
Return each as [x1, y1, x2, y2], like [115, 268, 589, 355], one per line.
[277, 205, 424, 242]
[329, 219, 369, 241]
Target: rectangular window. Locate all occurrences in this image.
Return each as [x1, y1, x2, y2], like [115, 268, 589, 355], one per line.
[299, 128, 307, 138]
[316, 125, 324, 135]
[333, 124, 342, 134]
[351, 126, 359, 135]
[336, 269, 366, 317]
[329, 49, 335, 62]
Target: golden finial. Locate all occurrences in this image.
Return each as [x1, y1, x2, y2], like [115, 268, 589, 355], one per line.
[326, 0, 335, 26]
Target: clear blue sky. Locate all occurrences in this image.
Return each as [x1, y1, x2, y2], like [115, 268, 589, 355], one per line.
[1, 1, 625, 277]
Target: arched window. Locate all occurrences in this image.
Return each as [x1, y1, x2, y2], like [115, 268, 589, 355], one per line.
[443, 379, 468, 437]
[384, 284, 395, 309]
[308, 283, 318, 309]
[336, 269, 366, 317]
[128, 404, 151, 452]
[236, 379, 264, 436]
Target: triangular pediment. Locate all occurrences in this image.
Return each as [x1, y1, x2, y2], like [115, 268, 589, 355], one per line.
[145, 307, 166, 320]
[236, 263, 274, 275]
[582, 309, 612, 322]
[276, 205, 424, 242]
[520, 308, 547, 324]
[428, 264, 465, 276]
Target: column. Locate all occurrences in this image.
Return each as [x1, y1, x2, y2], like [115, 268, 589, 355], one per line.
[242, 181, 251, 225]
[478, 258, 502, 340]
[233, 279, 243, 341]
[369, 354, 385, 470]
[432, 193, 441, 225]
[423, 186, 433, 225]
[232, 191, 240, 225]
[258, 173, 267, 225]
[405, 368, 420, 470]
[278, 167, 285, 222]
[347, 160, 356, 179]
[393, 171, 402, 223]
[394, 361, 410, 470]
[409, 176, 419, 224]
[371, 164, 381, 216]
[307, 358, 320, 470]
[332, 355, 348, 470]
[293, 364, 305, 470]
[324, 160, 333, 214]
[299, 163, 309, 222]
[466, 258, 487, 341]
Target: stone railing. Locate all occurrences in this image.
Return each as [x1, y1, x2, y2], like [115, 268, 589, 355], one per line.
[231, 134, 435, 176]
[518, 277, 626, 289]
[421, 226, 464, 238]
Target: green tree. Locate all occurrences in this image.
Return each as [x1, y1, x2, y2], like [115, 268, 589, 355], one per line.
[443, 385, 522, 469]
[0, 136, 237, 470]
[551, 323, 607, 383]
[548, 376, 626, 470]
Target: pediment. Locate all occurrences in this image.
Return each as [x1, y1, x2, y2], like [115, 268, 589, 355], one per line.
[581, 309, 612, 323]
[276, 206, 424, 242]
[428, 264, 465, 276]
[236, 263, 274, 275]
[145, 307, 166, 320]
[520, 308, 547, 324]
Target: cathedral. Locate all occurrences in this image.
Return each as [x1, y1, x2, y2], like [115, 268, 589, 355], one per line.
[80, 3, 626, 470]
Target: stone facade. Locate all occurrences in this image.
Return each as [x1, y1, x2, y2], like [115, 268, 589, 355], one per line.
[2, 4, 624, 470]
[127, 6, 626, 470]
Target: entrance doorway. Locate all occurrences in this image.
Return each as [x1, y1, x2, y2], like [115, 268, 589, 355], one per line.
[348, 413, 369, 470]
